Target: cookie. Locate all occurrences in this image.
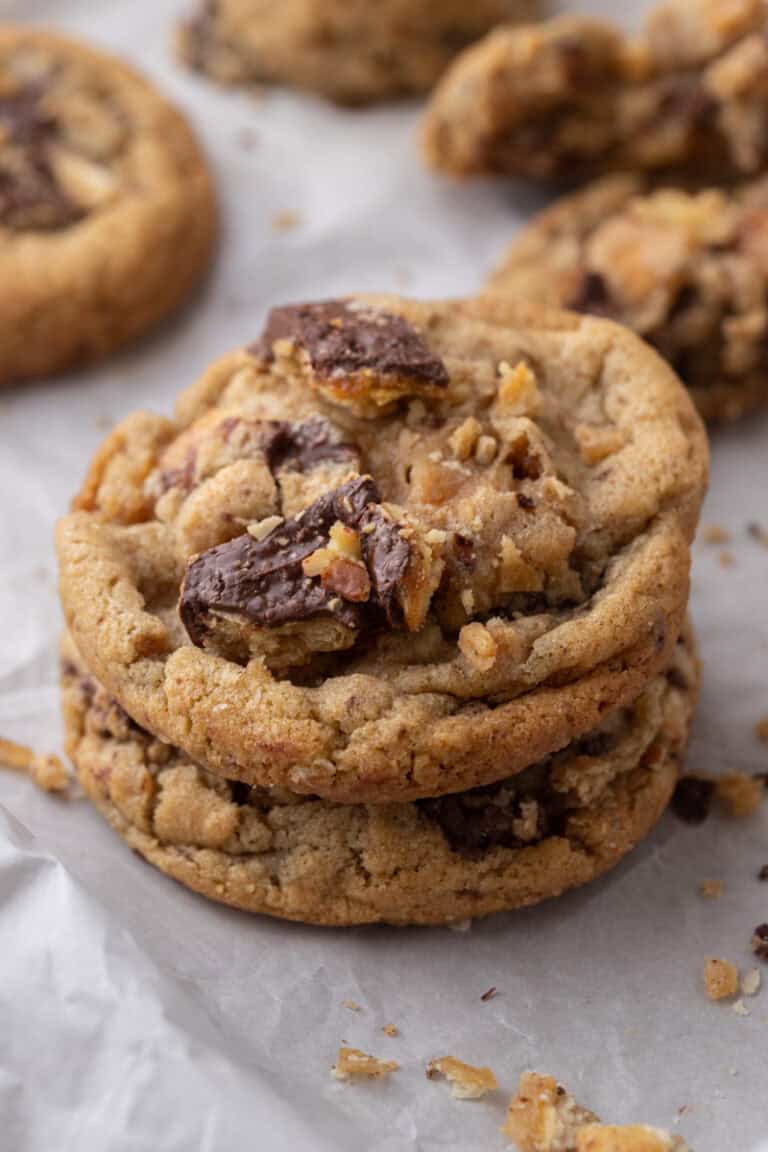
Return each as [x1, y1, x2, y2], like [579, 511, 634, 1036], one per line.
[56, 295, 707, 803]
[179, 0, 537, 105]
[422, 0, 768, 182]
[488, 173, 768, 424]
[0, 27, 215, 385]
[62, 627, 697, 927]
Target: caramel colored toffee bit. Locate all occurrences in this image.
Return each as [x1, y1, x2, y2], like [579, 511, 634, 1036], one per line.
[180, 475, 414, 657]
[252, 299, 449, 411]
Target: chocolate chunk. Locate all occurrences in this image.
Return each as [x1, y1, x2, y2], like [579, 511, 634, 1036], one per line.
[569, 271, 613, 317]
[419, 771, 560, 857]
[671, 776, 715, 824]
[0, 86, 81, 230]
[517, 492, 536, 510]
[666, 666, 690, 691]
[574, 730, 617, 758]
[180, 475, 412, 644]
[229, 780, 252, 806]
[752, 923, 768, 961]
[260, 416, 359, 475]
[253, 300, 449, 389]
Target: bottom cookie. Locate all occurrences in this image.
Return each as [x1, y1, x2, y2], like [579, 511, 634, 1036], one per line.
[62, 631, 696, 927]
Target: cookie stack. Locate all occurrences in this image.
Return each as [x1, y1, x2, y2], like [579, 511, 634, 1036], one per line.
[57, 295, 708, 925]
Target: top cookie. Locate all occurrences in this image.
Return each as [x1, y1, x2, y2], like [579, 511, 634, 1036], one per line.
[0, 27, 215, 385]
[488, 173, 768, 424]
[56, 296, 707, 803]
[179, 0, 536, 105]
[422, 0, 768, 182]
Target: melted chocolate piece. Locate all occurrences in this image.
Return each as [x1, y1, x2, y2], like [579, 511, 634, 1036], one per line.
[0, 86, 81, 230]
[671, 775, 715, 824]
[570, 271, 613, 317]
[180, 475, 411, 644]
[252, 300, 449, 389]
[419, 774, 559, 858]
[752, 923, 768, 961]
[261, 416, 359, 475]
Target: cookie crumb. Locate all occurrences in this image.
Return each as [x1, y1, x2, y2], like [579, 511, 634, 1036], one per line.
[502, 1072, 598, 1150]
[576, 1125, 689, 1150]
[754, 715, 768, 743]
[741, 968, 761, 997]
[732, 999, 750, 1017]
[699, 879, 723, 900]
[702, 523, 730, 544]
[703, 957, 739, 1000]
[751, 923, 768, 961]
[497, 360, 541, 416]
[342, 1000, 361, 1012]
[480, 986, 497, 1001]
[716, 773, 763, 817]
[747, 521, 768, 547]
[458, 622, 498, 672]
[718, 549, 735, 568]
[331, 1047, 398, 1081]
[671, 775, 714, 824]
[427, 1056, 497, 1099]
[382, 1024, 398, 1037]
[271, 209, 300, 232]
[0, 737, 70, 793]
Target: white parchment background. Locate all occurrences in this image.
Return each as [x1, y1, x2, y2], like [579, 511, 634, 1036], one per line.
[0, 1, 766, 1149]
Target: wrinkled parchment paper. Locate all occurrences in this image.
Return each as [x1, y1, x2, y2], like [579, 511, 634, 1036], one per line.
[1, 1, 766, 1148]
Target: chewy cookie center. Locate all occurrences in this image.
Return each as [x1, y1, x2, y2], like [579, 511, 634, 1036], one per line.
[0, 54, 127, 231]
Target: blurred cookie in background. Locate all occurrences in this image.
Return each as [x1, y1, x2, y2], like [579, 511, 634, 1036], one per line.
[488, 173, 768, 423]
[0, 26, 216, 386]
[179, 0, 539, 105]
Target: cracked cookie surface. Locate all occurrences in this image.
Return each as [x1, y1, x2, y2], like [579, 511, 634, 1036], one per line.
[422, 0, 768, 183]
[179, 0, 538, 106]
[56, 295, 707, 803]
[0, 26, 215, 385]
[489, 173, 768, 423]
[63, 627, 697, 926]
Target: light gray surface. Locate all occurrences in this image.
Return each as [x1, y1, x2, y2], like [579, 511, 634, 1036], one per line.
[0, 2, 766, 1149]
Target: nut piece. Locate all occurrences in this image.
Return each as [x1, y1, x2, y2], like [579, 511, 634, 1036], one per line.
[426, 1055, 498, 1100]
[497, 361, 542, 417]
[502, 1072, 598, 1151]
[449, 417, 482, 461]
[0, 737, 69, 793]
[716, 772, 764, 816]
[331, 1046, 399, 1081]
[247, 515, 284, 542]
[574, 423, 625, 466]
[703, 957, 740, 1000]
[458, 622, 498, 672]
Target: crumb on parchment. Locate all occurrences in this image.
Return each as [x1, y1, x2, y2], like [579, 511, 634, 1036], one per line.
[0, 737, 69, 792]
[701, 523, 730, 544]
[703, 958, 740, 1000]
[332, 1047, 398, 1081]
[427, 1056, 498, 1100]
[271, 209, 301, 232]
[715, 773, 764, 817]
[501, 1072, 689, 1151]
[699, 880, 723, 899]
[382, 1024, 399, 1037]
[741, 968, 761, 996]
[754, 715, 768, 743]
[341, 1000, 361, 1012]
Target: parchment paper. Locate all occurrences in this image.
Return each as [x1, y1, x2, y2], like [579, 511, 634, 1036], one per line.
[0, 2, 766, 1149]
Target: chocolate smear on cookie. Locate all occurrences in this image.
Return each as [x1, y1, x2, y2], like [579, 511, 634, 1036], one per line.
[180, 475, 412, 645]
[0, 86, 81, 230]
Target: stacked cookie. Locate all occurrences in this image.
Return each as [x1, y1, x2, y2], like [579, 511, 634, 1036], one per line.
[57, 296, 707, 925]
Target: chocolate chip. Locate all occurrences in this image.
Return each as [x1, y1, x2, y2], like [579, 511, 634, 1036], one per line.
[260, 416, 359, 475]
[569, 271, 613, 317]
[671, 776, 715, 824]
[229, 780, 252, 806]
[752, 923, 768, 961]
[180, 475, 411, 643]
[574, 730, 616, 758]
[516, 492, 536, 510]
[0, 86, 82, 230]
[480, 987, 497, 1002]
[252, 300, 449, 390]
[419, 771, 560, 858]
[666, 666, 690, 691]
